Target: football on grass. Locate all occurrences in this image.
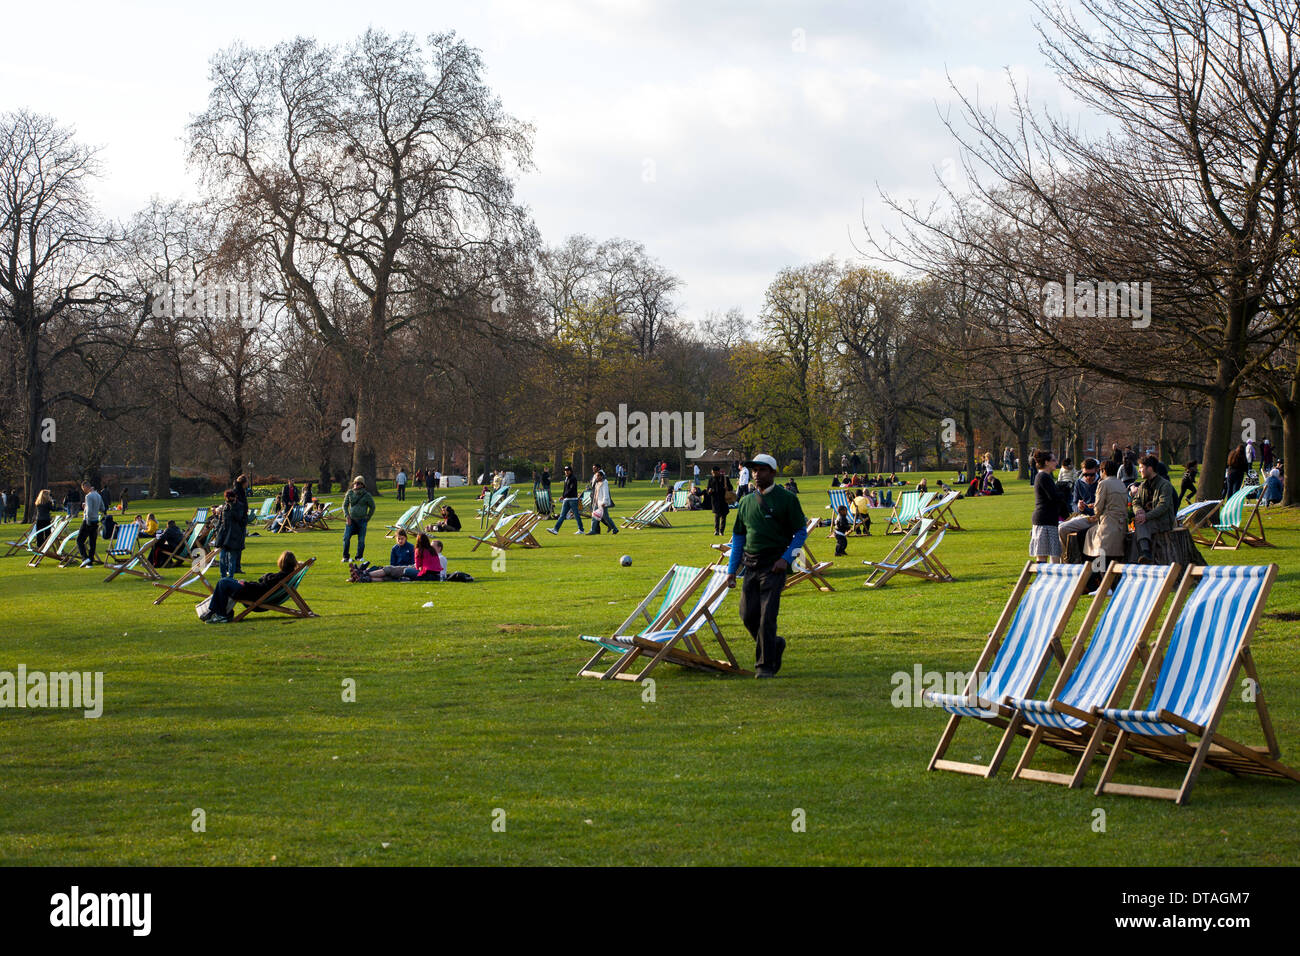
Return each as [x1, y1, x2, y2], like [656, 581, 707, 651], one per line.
[619, 555, 632, 566]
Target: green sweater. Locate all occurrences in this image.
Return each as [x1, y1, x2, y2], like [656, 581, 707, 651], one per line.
[342, 489, 376, 522]
[729, 485, 807, 565]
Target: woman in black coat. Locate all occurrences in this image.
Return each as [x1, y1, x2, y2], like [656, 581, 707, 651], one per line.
[215, 480, 249, 579]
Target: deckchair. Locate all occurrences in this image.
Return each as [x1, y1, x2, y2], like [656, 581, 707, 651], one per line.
[862, 518, 953, 588]
[250, 497, 277, 526]
[24, 515, 70, 567]
[826, 488, 851, 517]
[885, 490, 935, 535]
[926, 562, 1091, 778]
[103, 522, 163, 583]
[533, 487, 553, 517]
[228, 558, 319, 621]
[1009, 563, 1179, 787]
[577, 565, 748, 681]
[579, 489, 593, 517]
[270, 505, 305, 534]
[385, 505, 421, 538]
[469, 511, 543, 552]
[671, 488, 690, 510]
[183, 507, 210, 538]
[1093, 564, 1300, 804]
[921, 490, 964, 530]
[152, 549, 219, 604]
[476, 486, 512, 521]
[621, 499, 673, 530]
[53, 524, 87, 567]
[1178, 499, 1220, 542]
[1208, 485, 1271, 550]
[416, 496, 447, 530]
[2, 521, 41, 558]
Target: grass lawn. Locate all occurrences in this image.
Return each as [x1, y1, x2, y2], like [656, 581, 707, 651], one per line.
[1, 471, 1298, 866]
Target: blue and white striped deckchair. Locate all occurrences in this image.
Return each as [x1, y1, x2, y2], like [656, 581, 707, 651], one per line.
[921, 490, 964, 530]
[862, 518, 953, 588]
[826, 488, 851, 516]
[926, 562, 1091, 778]
[578, 565, 745, 681]
[1208, 485, 1270, 550]
[1178, 499, 1219, 542]
[103, 522, 162, 582]
[1010, 563, 1179, 787]
[1094, 564, 1300, 804]
[25, 514, 70, 567]
[885, 490, 935, 535]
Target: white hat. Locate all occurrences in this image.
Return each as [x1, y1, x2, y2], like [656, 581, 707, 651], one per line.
[743, 453, 779, 470]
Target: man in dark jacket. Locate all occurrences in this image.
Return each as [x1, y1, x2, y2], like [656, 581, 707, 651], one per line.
[1133, 455, 1177, 562]
[281, 479, 299, 511]
[215, 477, 250, 578]
[546, 465, 585, 535]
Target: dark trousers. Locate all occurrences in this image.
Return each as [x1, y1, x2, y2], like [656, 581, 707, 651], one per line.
[739, 560, 786, 670]
[76, 519, 99, 561]
[426, 483, 436, 500]
[397, 483, 406, 501]
[343, 519, 368, 560]
[213, 577, 242, 617]
[713, 508, 728, 534]
[834, 532, 847, 556]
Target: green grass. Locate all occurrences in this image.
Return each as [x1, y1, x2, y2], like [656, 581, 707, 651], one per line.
[2, 472, 1298, 865]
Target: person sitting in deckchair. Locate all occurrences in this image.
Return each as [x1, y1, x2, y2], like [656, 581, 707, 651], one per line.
[203, 550, 299, 622]
[150, 521, 184, 567]
[852, 489, 873, 534]
[143, 513, 158, 535]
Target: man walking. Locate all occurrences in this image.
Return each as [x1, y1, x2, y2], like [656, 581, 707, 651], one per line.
[706, 464, 732, 536]
[395, 467, 407, 501]
[342, 476, 376, 563]
[76, 481, 104, 567]
[725, 454, 808, 678]
[547, 465, 585, 535]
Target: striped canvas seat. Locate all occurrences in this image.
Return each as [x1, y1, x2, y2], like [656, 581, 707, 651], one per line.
[929, 565, 1086, 719]
[671, 489, 689, 510]
[230, 559, 319, 620]
[886, 491, 935, 534]
[927, 562, 1091, 778]
[580, 565, 705, 654]
[1014, 565, 1175, 731]
[104, 522, 141, 561]
[863, 518, 952, 588]
[1209, 485, 1270, 550]
[827, 488, 850, 513]
[1098, 566, 1269, 737]
[533, 488, 553, 516]
[622, 500, 672, 529]
[26, 515, 70, 567]
[2, 521, 42, 557]
[385, 505, 421, 536]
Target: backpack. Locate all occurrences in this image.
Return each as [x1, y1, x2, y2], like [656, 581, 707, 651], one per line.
[100, 514, 116, 539]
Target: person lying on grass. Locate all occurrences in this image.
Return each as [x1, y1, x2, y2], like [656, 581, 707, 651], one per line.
[203, 550, 298, 622]
[350, 532, 444, 582]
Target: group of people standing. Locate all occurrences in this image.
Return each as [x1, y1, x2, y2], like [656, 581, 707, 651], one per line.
[546, 464, 619, 535]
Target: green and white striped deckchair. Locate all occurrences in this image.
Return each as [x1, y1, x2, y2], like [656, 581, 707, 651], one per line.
[885, 490, 935, 535]
[24, 515, 70, 567]
[533, 487, 553, 517]
[2, 520, 41, 558]
[385, 505, 421, 538]
[153, 549, 219, 605]
[250, 497, 277, 526]
[1208, 485, 1270, 550]
[154, 521, 208, 568]
[1010, 563, 1179, 788]
[671, 488, 690, 510]
[469, 511, 543, 552]
[103, 522, 163, 583]
[229, 558, 319, 621]
[621, 499, 672, 529]
[926, 562, 1091, 778]
[1094, 564, 1300, 804]
[921, 490, 964, 530]
[577, 565, 747, 681]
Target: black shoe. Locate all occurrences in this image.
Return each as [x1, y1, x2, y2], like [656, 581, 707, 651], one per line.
[772, 636, 786, 674]
[755, 668, 776, 679]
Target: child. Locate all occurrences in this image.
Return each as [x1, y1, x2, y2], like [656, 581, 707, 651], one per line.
[852, 490, 873, 534]
[834, 504, 852, 556]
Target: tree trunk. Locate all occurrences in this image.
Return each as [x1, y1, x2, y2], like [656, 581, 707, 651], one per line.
[150, 419, 172, 499]
[1282, 403, 1299, 507]
[962, 406, 975, 477]
[1196, 371, 1237, 501]
[22, 323, 47, 523]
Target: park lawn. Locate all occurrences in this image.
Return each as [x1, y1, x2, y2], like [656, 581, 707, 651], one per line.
[1, 471, 1298, 866]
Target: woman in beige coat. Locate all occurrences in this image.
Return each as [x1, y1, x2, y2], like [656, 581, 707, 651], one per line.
[1085, 459, 1129, 561]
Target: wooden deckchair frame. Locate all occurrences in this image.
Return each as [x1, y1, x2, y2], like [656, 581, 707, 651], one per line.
[885, 490, 935, 535]
[1178, 499, 1220, 543]
[922, 491, 964, 530]
[1209, 487, 1271, 550]
[622, 500, 673, 529]
[578, 565, 710, 678]
[863, 519, 952, 588]
[385, 505, 422, 538]
[2, 521, 41, 558]
[469, 511, 543, 552]
[1093, 564, 1300, 804]
[229, 558, 319, 621]
[103, 524, 163, 583]
[1010, 563, 1178, 788]
[928, 562, 1090, 778]
[152, 549, 219, 604]
[154, 522, 207, 567]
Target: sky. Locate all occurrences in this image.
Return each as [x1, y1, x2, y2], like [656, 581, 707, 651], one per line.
[1, 0, 1091, 326]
